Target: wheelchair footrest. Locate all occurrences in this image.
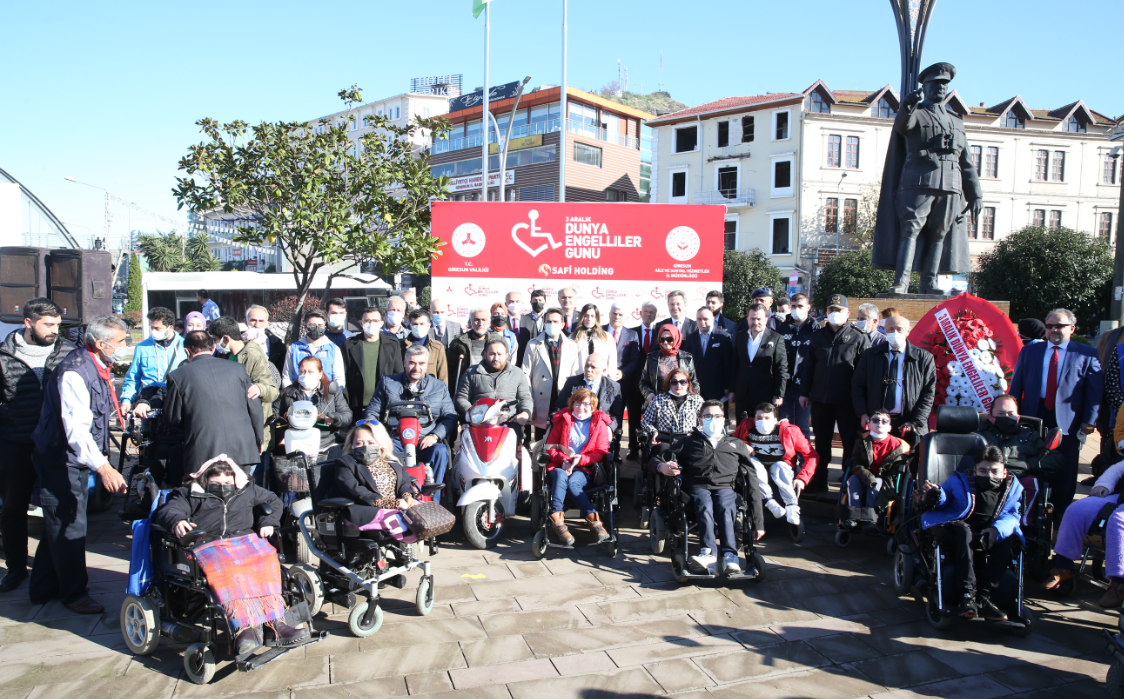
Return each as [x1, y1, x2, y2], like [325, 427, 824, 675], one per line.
[236, 631, 326, 673]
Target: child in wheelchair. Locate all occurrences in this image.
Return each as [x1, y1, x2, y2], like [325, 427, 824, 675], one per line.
[152, 454, 311, 655]
[733, 403, 817, 538]
[838, 409, 910, 539]
[919, 445, 1023, 621]
[652, 400, 764, 576]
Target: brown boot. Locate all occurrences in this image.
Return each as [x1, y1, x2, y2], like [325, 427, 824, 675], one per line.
[585, 512, 610, 543]
[550, 512, 575, 546]
[1041, 569, 1074, 591]
[1099, 580, 1124, 608]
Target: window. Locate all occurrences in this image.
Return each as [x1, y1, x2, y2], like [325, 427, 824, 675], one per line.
[724, 219, 737, 251]
[519, 184, 555, 202]
[1099, 212, 1114, 241]
[529, 103, 560, 124]
[574, 142, 602, 167]
[846, 136, 860, 169]
[1035, 150, 1049, 181]
[970, 145, 982, 173]
[1106, 155, 1119, 185]
[569, 102, 598, 128]
[985, 147, 998, 179]
[605, 189, 626, 201]
[395, 107, 401, 119]
[717, 121, 729, 148]
[807, 91, 830, 113]
[1064, 115, 1086, 133]
[1004, 111, 1025, 129]
[771, 217, 791, 255]
[875, 97, 896, 119]
[741, 116, 754, 143]
[675, 126, 698, 153]
[1049, 210, 1062, 229]
[772, 158, 793, 197]
[824, 198, 838, 233]
[981, 207, 996, 240]
[1051, 151, 1065, 181]
[827, 135, 841, 168]
[671, 171, 687, 199]
[465, 119, 482, 139]
[968, 210, 978, 239]
[774, 111, 790, 140]
[843, 198, 858, 234]
[1032, 209, 1045, 227]
[717, 166, 738, 197]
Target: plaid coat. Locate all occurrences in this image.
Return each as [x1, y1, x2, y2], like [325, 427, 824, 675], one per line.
[641, 392, 704, 437]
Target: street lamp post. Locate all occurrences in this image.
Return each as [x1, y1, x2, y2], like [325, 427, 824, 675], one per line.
[1108, 143, 1124, 327]
[64, 176, 110, 245]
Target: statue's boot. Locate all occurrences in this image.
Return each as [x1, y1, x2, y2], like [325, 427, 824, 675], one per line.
[890, 235, 917, 294]
[918, 238, 944, 295]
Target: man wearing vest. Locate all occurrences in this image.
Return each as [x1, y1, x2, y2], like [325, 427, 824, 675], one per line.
[30, 315, 129, 613]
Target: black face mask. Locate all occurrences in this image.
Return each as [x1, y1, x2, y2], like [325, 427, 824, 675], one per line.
[492, 314, 506, 328]
[206, 483, 237, 500]
[530, 300, 545, 313]
[975, 475, 1002, 492]
[993, 416, 1020, 435]
[306, 326, 325, 341]
[353, 445, 382, 465]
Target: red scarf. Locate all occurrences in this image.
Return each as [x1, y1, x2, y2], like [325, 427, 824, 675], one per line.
[89, 348, 125, 430]
[658, 324, 682, 357]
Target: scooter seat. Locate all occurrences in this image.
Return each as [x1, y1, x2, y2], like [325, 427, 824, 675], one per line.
[318, 497, 354, 509]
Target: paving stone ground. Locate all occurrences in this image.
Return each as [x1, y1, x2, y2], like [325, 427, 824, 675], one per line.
[0, 436, 1116, 698]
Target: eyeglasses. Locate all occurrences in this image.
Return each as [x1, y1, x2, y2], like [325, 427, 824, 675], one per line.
[355, 418, 381, 428]
[868, 418, 891, 425]
[669, 378, 689, 386]
[659, 337, 675, 343]
[1044, 323, 1072, 330]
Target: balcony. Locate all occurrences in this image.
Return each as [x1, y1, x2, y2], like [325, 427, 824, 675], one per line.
[693, 189, 755, 207]
[430, 118, 639, 155]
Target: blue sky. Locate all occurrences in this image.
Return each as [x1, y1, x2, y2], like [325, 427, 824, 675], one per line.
[2, 0, 1120, 242]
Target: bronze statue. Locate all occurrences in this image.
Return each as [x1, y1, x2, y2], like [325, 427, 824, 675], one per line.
[871, 62, 983, 294]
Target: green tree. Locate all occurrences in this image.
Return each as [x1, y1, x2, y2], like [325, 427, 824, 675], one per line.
[723, 250, 785, 319]
[974, 225, 1112, 327]
[173, 85, 451, 342]
[124, 253, 143, 314]
[813, 249, 918, 310]
[136, 229, 219, 272]
[418, 285, 432, 310]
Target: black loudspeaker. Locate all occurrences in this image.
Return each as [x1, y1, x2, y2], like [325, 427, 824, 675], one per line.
[0, 247, 51, 324]
[47, 249, 113, 325]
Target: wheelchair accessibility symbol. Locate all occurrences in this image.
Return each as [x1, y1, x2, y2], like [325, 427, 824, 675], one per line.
[403, 428, 416, 440]
[512, 209, 562, 258]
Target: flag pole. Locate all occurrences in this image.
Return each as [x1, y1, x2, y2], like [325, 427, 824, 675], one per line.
[481, 1, 490, 202]
[559, 0, 567, 202]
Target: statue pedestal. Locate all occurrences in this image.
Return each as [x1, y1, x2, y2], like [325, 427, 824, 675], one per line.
[875, 293, 947, 301]
[848, 295, 1011, 321]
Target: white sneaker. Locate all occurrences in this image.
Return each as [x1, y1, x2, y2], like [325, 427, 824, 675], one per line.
[690, 547, 717, 573]
[766, 500, 786, 519]
[785, 504, 801, 526]
[721, 552, 742, 575]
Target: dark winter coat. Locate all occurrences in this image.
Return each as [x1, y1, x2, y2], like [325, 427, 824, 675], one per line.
[153, 481, 281, 540]
[0, 330, 76, 443]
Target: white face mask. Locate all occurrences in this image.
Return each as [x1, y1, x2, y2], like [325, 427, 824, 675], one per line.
[886, 331, 907, 348]
[362, 321, 382, 337]
[298, 373, 320, 390]
[411, 324, 430, 339]
[215, 340, 231, 355]
[506, 302, 519, 317]
[545, 322, 562, 338]
[755, 418, 777, 434]
[150, 328, 168, 342]
[789, 307, 808, 323]
[328, 313, 347, 330]
[827, 311, 848, 327]
[386, 311, 403, 327]
[869, 421, 891, 440]
[701, 417, 724, 437]
[853, 319, 870, 332]
[774, 311, 788, 322]
[102, 342, 128, 363]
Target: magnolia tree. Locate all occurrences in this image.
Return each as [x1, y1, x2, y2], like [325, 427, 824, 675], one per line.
[173, 86, 451, 341]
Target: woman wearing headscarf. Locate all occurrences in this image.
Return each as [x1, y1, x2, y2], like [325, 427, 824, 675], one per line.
[183, 312, 206, 336]
[638, 324, 698, 404]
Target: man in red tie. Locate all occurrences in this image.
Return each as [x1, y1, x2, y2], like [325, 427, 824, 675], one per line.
[558, 287, 578, 337]
[626, 302, 660, 458]
[1009, 308, 1102, 516]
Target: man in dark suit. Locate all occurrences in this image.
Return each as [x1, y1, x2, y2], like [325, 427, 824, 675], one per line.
[517, 289, 547, 365]
[605, 302, 641, 384]
[851, 315, 936, 442]
[656, 290, 698, 337]
[558, 353, 624, 432]
[558, 286, 581, 336]
[684, 307, 734, 402]
[159, 330, 264, 476]
[706, 291, 737, 336]
[429, 298, 462, 346]
[628, 302, 661, 457]
[732, 304, 787, 419]
[1009, 308, 1102, 513]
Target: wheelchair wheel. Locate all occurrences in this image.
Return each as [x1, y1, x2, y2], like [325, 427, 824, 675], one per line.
[183, 643, 215, 684]
[1010, 606, 1034, 637]
[892, 549, 914, 597]
[788, 520, 804, 543]
[606, 540, 618, 558]
[671, 552, 689, 584]
[289, 563, 325, 618]
[749, 551, 767, 582]
[925, 594, 951, 630]
[649, 509, 667, 555]
[885, 537, 896, 557]
[120, 595, 160, 656]
[528, 494, 544, 532]
[631, 476, 643, 510]
[348, 600, 384, 638]
[1108, 658, 1124, 699]
[531, 530, 548, 560]
[416, 577, 435, 616]
[834, 530, 851, 548]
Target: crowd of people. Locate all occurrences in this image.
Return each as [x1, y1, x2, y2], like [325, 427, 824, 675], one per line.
[0, 284, 1119, 628]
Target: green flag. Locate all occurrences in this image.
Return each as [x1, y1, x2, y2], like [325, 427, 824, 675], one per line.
[472, 0, 491, 18]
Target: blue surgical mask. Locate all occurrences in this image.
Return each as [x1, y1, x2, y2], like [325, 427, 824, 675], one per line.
[701, 417, 724, 437]
[432, 313, 443, 325]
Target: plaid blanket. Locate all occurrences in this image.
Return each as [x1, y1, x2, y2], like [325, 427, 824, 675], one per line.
[193, 534, 286, 631]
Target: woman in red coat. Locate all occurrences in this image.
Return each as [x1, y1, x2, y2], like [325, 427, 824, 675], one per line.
[545, 388, 612, 546]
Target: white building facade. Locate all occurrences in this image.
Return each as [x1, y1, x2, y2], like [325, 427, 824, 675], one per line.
[308, 92, 451, 156]
[648, 83, 1120, 295]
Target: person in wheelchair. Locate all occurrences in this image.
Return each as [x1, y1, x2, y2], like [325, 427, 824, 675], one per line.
[733, 403, 817, 531]
[322, 421, 419, 532]
[652, 400, 764, 575]
[641, 368, 704, 445]
[840, 409, 909, 532]
[978, 393, 1066, 497]
[276, 356, 352, 456]
[152, 454, 310, 654]
[544, 388, 613, 546]
[1043, 458, 1124, 606]
[920, 445, 1023, 621]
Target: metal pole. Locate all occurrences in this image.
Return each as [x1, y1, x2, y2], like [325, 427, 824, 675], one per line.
[559, 0, 567, 202]
[1110, 149, 1124, 324]
[498, 76, 533, 203]
[481, 2, 490, 202]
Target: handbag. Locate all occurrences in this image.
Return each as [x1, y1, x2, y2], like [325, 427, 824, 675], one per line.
[402, 501, 456, 540]
[273, 452, 314, 493]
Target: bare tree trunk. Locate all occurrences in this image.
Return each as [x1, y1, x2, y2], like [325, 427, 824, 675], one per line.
[286, 261, 323, 344]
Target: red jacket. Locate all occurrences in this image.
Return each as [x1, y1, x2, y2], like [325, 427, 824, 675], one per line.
[546, 409, 611, 474]
[733, 418, 819, 486]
